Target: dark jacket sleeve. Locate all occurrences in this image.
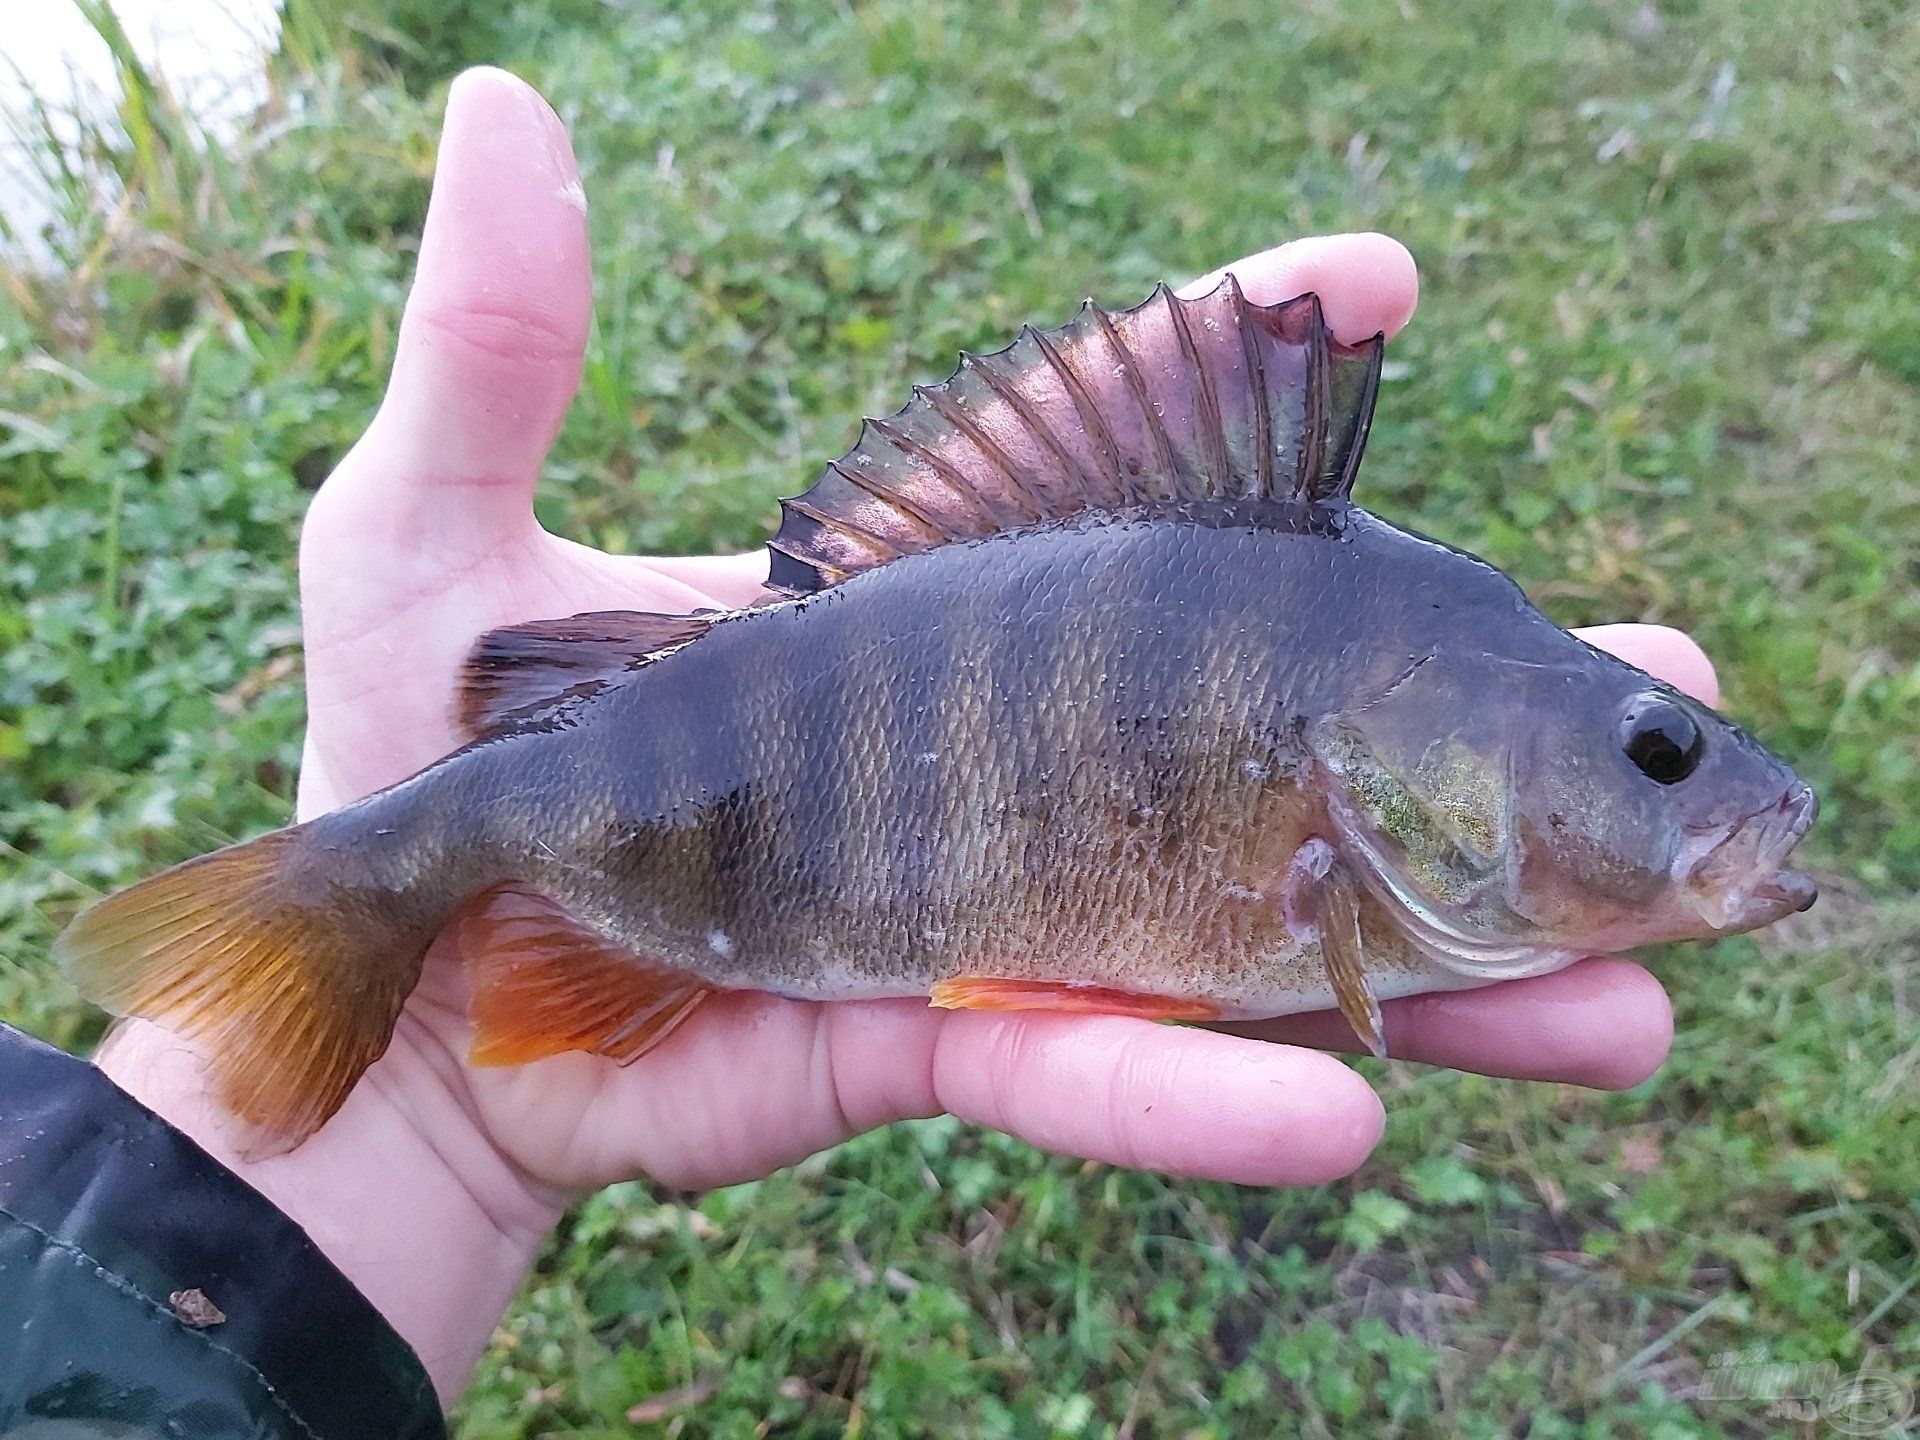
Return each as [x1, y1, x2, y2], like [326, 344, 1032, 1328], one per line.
[0, 1022, 445, 1439]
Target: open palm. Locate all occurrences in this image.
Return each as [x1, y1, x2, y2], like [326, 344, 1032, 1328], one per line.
[104, 69, 1712, 1396]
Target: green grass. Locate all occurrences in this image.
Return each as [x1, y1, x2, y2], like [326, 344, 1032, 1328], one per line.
[3, 0, 1916, 1434]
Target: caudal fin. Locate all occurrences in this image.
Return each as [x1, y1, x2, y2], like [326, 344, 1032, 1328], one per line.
[55, 826, 431, 1150]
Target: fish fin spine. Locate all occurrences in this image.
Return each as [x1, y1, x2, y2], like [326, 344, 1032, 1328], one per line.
[929, 977, 1219, 1022]
[54, 826, 434, 1152]
[457, 609, 719, 741]
[461, 888, 714, 1066]
[766, 278, 1388, 594]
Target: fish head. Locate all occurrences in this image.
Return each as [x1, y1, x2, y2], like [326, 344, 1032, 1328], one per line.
[1306, 639, 1817, 977]
[1501, 658, 1819, 948]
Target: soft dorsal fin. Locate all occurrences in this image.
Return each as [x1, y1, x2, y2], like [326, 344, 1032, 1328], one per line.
[457, 610, 716, 740]
[767, 278, 1385, 594]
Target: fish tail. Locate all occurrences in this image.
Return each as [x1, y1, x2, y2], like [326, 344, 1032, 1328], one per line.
[56, 824, 438, 1152]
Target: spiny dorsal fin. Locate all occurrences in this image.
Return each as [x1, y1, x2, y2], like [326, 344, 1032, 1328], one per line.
[457, 610, 716, 740]
[767, 277, 1386, 594]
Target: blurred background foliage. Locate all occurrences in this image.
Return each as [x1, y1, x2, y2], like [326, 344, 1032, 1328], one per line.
[1, 0, 1915, 1435]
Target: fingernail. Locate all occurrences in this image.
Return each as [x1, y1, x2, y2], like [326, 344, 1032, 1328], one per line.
[441, 67, 585, 215]
[523, 82, 581, 189]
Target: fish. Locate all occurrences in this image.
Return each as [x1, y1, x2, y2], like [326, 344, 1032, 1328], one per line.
[56, 279, 1818, 1149]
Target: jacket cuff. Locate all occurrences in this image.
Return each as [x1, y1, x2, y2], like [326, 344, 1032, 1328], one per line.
[0, 1022, 445, 1438]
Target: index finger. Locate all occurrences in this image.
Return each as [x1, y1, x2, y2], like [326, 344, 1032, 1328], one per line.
[1176, 232, 1420, 344]
[1215, 957, 1674, 1089]
[1575, 623, 1720, 706]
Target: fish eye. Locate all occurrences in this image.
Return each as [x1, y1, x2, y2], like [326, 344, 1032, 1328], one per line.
[1618, 693, 1704, 784]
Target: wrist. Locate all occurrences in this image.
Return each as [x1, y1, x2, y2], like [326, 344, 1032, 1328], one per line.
[97, 1014, 565, 1404]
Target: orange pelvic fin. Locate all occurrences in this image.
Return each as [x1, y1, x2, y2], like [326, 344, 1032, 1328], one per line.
[460, 888, 714, 1067]
[929, 977, 1219, 1022]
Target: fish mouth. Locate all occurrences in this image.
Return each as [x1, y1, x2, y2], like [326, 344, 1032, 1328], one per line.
[1679, 782, 1818, 932]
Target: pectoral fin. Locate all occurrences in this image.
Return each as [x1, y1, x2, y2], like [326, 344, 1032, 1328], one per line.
[1283, 838, 1389, 1059]
[1318, 871, 1389, 1060]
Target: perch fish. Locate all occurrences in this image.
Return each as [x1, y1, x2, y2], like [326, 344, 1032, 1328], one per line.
[58, 281, 1818, 1147]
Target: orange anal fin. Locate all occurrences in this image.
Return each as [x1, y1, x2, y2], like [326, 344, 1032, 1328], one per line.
[459, 888, 714, 1067]
[929, 977, 1219, 1022]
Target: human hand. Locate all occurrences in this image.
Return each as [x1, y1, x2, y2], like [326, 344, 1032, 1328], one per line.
[99, 68, 1711, 1399]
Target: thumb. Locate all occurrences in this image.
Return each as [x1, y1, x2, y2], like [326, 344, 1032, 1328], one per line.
[296, 70, 593, 808]
[316, 67, 591, 553]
